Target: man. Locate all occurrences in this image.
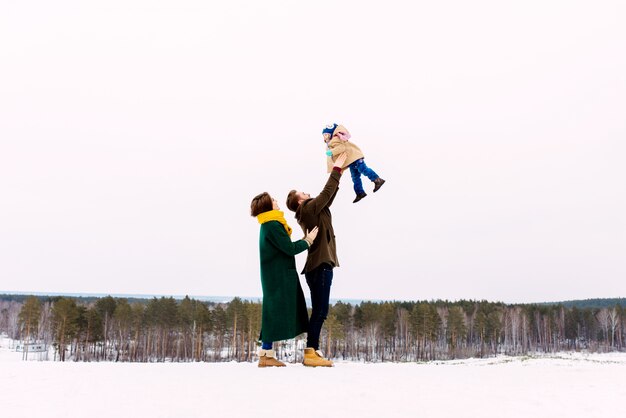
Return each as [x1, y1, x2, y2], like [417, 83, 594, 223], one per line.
[286, 152, 347, 367]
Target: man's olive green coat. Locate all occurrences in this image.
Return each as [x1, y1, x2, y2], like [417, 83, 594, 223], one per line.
[258, 221, 309, 342]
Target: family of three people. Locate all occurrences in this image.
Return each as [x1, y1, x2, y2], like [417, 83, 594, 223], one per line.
[249, 124, 385, 368]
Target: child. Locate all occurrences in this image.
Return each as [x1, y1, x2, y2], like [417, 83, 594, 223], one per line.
[322, 123, 385, 203]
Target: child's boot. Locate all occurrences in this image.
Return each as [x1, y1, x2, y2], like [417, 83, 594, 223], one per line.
[353, 192, 367, 203]
[373, 178, 385, 192]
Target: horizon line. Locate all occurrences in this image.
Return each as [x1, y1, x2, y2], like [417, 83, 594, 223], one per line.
[1, 290, 625, 306]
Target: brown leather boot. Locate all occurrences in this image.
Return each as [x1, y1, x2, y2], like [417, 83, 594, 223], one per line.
[303, 347, 333, 367]
[258, 349, 286, 368]
[373, 178, 385, 192]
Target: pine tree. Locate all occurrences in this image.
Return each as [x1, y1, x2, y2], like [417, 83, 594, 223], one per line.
[113, 299, 133, 361]
[18, 296, 42, 359]
[95, 296, 117, 360]
[51, 297, 80, 361]
[446, 306, 466, 358]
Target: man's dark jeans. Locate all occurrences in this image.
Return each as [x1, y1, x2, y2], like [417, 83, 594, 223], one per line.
[305, 263, 333, 350]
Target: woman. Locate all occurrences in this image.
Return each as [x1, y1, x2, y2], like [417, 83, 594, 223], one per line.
[250, 192, 318, 367]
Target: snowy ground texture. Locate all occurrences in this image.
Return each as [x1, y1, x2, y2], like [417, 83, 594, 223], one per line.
[1, 336, 625, 418]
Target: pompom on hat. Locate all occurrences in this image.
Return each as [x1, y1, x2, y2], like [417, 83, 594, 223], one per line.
[322, 123, 338, 136]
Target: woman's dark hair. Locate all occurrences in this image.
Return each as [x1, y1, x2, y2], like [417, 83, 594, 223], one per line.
[250, 192, 273, 217]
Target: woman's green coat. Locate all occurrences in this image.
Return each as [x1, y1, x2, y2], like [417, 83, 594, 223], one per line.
[258, 220, 309, 343]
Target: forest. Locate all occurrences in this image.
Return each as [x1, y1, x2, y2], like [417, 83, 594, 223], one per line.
[1, 294, 624, 362]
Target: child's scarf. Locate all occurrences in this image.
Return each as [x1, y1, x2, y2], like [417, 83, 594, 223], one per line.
[257, 210, 292, 236]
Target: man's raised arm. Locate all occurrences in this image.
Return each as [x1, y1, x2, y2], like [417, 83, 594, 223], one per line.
[308, 153, 347, 214]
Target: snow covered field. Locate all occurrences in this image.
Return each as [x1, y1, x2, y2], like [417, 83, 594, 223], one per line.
[1, 336, 625, 418]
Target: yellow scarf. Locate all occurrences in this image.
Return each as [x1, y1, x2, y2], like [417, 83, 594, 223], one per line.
[257, 210, 292, 236]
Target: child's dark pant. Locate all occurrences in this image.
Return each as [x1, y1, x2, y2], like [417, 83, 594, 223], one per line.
[349, 158, 379, 195]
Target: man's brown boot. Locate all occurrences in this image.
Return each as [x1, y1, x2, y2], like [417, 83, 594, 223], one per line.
[258, 349, 286, 368]
[303, 347, 333, 367]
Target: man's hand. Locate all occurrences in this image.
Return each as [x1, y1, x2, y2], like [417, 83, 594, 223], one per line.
[333, 152, 347, 168]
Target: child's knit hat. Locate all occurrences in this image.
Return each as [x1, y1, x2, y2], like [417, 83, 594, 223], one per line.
[322, 123, 338, 137]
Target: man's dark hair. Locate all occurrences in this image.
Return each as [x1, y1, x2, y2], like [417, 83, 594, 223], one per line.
[286, 190, 299, 212]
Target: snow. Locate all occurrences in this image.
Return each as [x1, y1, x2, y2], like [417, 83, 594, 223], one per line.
[1, 336, 625, 417]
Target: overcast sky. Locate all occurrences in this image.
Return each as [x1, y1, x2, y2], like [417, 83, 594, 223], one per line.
[1, 0, 625, 304]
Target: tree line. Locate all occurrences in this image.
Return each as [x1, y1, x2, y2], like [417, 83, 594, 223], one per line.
[1, 295, 624, 362]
